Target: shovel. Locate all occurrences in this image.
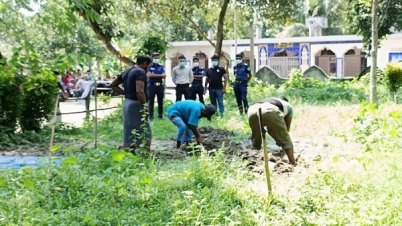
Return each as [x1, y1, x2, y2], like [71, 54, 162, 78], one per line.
[258, 108, 273, 195]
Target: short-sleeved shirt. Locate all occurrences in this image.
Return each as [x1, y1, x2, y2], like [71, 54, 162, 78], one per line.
[233, 63, 251, 81]
[148, 63, 165, 83]
[192, 67, 205, 84]
[118, 66, 147, 101]
[206, 66, 226, 89]
[256, 98, 293, 118]
[167, 100, 204, 127]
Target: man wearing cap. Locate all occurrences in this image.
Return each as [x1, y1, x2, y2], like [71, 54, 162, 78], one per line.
[248, 96, 296, 165]
[204, 54, 228, 117]
[233, 53, 252, 115]
[147, 52, 166, 120]
[167, 100, 216, 149]
[190, 57, 205, 104]
[172, 55, 194, 102]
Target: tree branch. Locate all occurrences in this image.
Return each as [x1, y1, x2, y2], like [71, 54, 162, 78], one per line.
[183, 13, 216, 48]
[74, 8, 134, 66]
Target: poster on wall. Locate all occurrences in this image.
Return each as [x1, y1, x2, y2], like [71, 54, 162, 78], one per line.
[389, 53, 402, 62]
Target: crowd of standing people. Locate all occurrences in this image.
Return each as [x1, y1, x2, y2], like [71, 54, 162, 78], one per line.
[110, 53, 296, 165]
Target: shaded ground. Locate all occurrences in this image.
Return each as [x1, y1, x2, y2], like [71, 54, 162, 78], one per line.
[0, 126, 306, 174]
[152, 126, 309, 174]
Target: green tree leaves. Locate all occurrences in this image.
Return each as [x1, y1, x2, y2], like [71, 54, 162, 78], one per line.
[348, 0, 402, 52]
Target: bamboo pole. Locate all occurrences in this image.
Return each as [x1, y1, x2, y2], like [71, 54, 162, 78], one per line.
[94, 81, 98, 149]
[258, 108, 272, 195]
[48, 97, 60, 163]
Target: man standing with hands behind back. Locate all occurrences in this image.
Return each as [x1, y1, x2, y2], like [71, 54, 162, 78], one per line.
[172, 55, 194, 102]
[147, 52, 166, 120]
[190, 57, 205, 104]
[204, 54, 228, 117]
[233, 53, 252, 115]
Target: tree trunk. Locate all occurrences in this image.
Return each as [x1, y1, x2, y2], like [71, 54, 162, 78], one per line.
[370, 0, 378, 104]
[249, 14, 255, 75]
[97, 60, 102, 80]
[214, 0, 231, 57]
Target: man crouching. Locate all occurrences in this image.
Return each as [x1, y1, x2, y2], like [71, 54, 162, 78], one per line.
[167, 100, 216, 149]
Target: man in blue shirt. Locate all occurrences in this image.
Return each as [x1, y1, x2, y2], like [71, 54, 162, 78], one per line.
[167, 100, 216, 149]
[190, 57, 205, 104]
[147, 52, 166, 120]
[233, 53, 252, 115]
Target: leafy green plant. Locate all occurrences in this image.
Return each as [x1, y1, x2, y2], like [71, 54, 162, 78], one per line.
[0, 67, 24, 135]
[135, 34, 170, 60]
[284, 68, 324, 89]
[384, 62, 402, 94]
[352, 101, 402, 151]
[19, 71, 59, 132]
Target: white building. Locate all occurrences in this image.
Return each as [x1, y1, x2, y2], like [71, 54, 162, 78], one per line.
[163, 34, 402, 87]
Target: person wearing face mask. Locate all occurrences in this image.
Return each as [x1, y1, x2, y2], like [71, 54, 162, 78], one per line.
[110, 55, 153, 154]
[147, 52, 166, 120]
[172, 55, 194, 102]
[189, 57, 206, 104]
[233, 53, 252, 115]
[204, 54, 228, 117]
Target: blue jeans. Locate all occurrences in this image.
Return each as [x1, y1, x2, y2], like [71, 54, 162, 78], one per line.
[209, 89, 224, 116]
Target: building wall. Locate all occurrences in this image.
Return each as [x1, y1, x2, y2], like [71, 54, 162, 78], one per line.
[163, 35, 402, 87]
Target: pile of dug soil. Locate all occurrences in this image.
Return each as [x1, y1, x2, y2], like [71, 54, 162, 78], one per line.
[198, 126, 240, 152]
[197, 126, 298, 174]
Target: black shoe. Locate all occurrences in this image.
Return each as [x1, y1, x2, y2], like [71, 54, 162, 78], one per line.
[158, 115, 163, 119]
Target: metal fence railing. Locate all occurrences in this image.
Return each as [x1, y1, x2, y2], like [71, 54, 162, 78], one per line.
[268, 57, 299, 79]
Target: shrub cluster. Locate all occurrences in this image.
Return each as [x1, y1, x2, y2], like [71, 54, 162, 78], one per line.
[0, 66, 58, 139]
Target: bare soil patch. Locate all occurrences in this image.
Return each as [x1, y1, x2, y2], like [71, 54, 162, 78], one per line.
[0, 126, 310, 174]
[153, 126, 305, 173]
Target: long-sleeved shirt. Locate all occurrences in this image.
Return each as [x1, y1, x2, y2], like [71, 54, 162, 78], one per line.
[172, 66, 194, 84]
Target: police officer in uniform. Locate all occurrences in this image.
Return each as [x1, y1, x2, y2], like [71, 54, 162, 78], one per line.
[190, 57, 205, 104]
[147, 52, 166, 120]
[233, 53, 252, 115]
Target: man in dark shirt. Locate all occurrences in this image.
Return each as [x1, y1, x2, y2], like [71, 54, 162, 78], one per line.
[204, 54, 228, 116]
[190, 57, 205, 104]
[147, 52, 166, 120]
[233, 53, 252, 115]
[110, 55, 152, 154]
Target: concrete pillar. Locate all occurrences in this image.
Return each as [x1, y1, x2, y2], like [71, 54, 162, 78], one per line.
[165, 59, 174, 87]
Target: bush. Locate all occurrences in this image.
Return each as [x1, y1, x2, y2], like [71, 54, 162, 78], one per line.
[0, 67, 24, 135]
[19, 71, 58, 132]
[280, 69, 366, 104]
[384, 62, 402, 94]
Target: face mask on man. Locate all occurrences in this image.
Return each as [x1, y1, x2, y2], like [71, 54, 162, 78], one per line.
[153, 59, 160, 64]
[193, 62, 199, 67]
[236, 59, 242, 64]
[212, 61, 218, 67]
[179, 62, 186, 67]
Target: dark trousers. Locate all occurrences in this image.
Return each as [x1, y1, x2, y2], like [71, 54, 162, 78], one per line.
[234, 83, 249, 114]
[148, 84, 164, 119]
[175, 84, 190, 102]
[190, 83, 204, 104]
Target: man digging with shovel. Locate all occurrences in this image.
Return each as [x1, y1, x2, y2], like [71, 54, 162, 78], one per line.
[167, 100, 216, 150]
[247, 96, 296, 166]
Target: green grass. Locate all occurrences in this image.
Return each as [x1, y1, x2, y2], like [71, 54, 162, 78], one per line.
[1, 128, 402, 225]
[2, 78, 402, 225]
